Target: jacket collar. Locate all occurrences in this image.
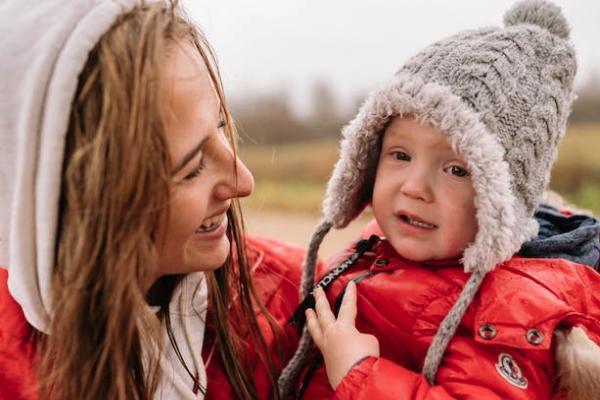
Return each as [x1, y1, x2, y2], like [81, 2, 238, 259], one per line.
[364, 240, 600, 351]
[368, 239, 462, 273]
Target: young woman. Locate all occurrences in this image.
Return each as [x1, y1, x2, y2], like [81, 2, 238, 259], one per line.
[0, 1, 304, 399]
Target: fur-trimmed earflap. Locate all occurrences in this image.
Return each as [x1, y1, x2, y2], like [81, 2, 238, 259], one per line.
[555, 327, 600, 400]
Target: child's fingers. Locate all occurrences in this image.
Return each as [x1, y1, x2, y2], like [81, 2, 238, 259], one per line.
[338, 280, 357, 326]
[313, 287, 336, 327]
[305, 309, 323, 348]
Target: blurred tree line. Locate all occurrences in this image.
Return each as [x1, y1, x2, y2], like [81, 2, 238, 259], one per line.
[231, 77, 600, 145]
[570, 76, 600, 123]
[231, 81, 357, 145]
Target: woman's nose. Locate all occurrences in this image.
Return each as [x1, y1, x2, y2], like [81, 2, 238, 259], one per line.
[231, 158, 254, 199]
[214, 143, 254, 201]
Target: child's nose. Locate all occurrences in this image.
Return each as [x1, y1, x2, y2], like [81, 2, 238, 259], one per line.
[400, 169, 434, 203]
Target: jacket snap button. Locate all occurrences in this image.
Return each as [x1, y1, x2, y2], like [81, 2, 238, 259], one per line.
[526, 328, 544, 345]
[478, 323, 497, 340]
[374, 259, 389, 267]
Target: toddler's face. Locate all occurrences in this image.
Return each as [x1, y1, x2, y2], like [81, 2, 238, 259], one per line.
[372, 117, 477, 261]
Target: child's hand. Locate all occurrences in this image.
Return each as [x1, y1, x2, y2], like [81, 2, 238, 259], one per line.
[305, 281, 380, 389]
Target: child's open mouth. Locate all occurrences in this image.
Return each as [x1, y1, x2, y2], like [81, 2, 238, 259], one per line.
[398, 213, 437, 229]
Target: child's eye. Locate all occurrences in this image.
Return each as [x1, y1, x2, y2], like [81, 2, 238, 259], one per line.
[184, 157, 205, 181]
[445, 165, 469, 177]
[392, 151, 410, 161]
[218, 117, 226, 129]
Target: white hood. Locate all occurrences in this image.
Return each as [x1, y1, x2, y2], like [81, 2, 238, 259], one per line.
[0, 0, 139, 334]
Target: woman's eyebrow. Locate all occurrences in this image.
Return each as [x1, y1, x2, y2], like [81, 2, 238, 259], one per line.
[171, 136, 209, 175]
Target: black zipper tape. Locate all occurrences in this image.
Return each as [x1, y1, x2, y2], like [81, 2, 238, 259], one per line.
[288, 235, 379, 331]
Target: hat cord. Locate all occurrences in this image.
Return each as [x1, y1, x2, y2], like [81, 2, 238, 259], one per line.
[278, 219, 332, 399]
[422, 269, 487, 384]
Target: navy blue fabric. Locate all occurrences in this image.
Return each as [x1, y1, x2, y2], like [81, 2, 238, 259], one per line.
[519, 204, 600, 270]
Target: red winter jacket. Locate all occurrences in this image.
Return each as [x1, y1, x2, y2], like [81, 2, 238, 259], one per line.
[297, 238, 600, 400]
[0, 236, 306, 400]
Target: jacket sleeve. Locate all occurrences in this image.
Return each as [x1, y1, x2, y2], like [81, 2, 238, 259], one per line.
[334, 337, 555, 400]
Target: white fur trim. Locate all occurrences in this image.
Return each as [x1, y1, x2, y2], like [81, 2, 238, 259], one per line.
[1, 0, 142, 333]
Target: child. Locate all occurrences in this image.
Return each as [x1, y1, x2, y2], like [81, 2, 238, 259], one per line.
[278, 0, 600, 399]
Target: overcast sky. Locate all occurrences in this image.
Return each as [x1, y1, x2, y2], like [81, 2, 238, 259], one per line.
[182, 0, 600, 113]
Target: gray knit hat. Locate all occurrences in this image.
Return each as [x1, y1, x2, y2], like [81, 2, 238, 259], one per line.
[279, 0, 577, 396]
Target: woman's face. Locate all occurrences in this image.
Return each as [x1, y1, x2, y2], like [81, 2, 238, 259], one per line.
[154, 42, 254, 278]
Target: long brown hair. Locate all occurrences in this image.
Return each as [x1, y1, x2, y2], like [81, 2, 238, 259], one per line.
[38, 2, 281, 399]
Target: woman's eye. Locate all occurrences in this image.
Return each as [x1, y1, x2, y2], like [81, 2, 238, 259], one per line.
[446, 165, 469, 177]
[184, 157, 205, 181]
[393, 151, 410, 161]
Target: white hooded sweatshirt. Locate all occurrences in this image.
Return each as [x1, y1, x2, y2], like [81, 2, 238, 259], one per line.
[0, 1, 207, 398]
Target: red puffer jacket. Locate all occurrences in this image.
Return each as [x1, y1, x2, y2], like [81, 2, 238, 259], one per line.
[0, 236, 306, 400]
[297, 237, 600, 400]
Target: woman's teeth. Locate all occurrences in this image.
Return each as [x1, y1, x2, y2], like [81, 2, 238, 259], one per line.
[401, 215, 436, 229]
[196, 213, 226, 233]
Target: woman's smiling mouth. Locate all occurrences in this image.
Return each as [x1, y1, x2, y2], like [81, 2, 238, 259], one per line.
[196, 212, 227, 233]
